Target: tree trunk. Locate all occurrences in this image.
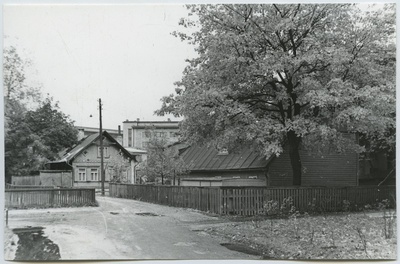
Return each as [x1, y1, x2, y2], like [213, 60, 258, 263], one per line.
[161, 174, 164, 185]
[287, 130, 302, 185]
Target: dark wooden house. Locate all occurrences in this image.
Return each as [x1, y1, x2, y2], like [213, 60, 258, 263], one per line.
[179, 142, 359, 187]
[179, 145, 272, 187]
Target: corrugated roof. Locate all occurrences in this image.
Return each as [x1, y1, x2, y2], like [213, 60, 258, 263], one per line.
[181, 144, 273, 171]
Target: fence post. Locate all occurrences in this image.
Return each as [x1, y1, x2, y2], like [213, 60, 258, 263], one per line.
[92, 189, 96, 203]
[227, 188, 233, 214]
[50, 190, 55, 207]
[5, 209, 8, 226]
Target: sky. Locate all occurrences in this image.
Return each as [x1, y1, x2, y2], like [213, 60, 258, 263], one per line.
[2, 1, 398, 130]
[4, 4, 197, 129]
[3, 1, 396, 131]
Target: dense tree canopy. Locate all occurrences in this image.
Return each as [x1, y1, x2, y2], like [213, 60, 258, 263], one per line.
[157, 4, 396, 185]
[5, 97, 79, 179]
[4, 47, 78, 181]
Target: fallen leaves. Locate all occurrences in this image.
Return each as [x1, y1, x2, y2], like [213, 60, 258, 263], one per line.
[204, 210, 396, 259]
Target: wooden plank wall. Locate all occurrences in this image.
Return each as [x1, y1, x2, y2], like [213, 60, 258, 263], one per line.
[11, 175, 41, 186]
[39, 171, 73, 187]
[5, 188, 96, 209]
[110, 184, 396, 216]
[268, 142, 358, 186]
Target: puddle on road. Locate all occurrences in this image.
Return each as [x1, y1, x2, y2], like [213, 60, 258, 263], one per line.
[12, 226, 61, 261]
[220, 243, 263, 256]
[135, 212, 162, 217]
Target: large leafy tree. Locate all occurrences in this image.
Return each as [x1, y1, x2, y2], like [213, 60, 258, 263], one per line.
[25, 97, 79, 160]
[4, 47, 78, 181]
[157, 4, 396, 185]
[4, 46, 41, 104]
[5, 97, 79, 179]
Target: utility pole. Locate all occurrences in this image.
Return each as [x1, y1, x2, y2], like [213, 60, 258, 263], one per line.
[99, 98, 105, 196]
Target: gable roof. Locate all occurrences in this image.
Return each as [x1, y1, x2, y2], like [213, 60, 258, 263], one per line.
[55, 130, 135, 164]
[180, 144, 273, 172]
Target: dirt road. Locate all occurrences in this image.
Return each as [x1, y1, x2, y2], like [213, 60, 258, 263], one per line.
[5, 196, 260, 261]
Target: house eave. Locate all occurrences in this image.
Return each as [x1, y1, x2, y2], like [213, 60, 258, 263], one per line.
[189, 167, 267, 173]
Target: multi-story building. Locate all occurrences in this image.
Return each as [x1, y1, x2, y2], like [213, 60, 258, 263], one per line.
[122, 119, 180, 150]
[76, 126, 123, 145]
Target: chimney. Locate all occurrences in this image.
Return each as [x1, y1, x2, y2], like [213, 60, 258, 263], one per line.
[167, 118, 171, 122]
[136, 118, 140, 122]
[118, 125, 121, 135]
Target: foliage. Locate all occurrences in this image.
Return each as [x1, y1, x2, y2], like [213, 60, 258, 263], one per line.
[25, 97, 78, 159]
[4, 99, 42, 179]
[3, 46, 41, 105]
[263, 197, 296, 216]
[140, 130, 189, 185]
[107, 149, 132, 183]
[157, 4, 396, 185]
[4, 46, 78, 181]
[5, 97, 78, 178]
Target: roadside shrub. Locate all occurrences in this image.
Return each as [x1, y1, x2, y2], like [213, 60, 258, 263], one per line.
[280, 197, 294, 215]
[263, 197, 296, 217]
[377, 199, 390, 210]
[307, 198, 317, 214]
[264, 200, 279, 216]
[364, 204, 372, 210]
[342, 200, 351, 212]
[288, 207, 301, 239]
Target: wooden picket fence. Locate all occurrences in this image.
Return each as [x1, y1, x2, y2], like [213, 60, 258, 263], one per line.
[109, 184, 221, 213]
[5, 188, 97, 209]
[109, 183, 396, 216]
[219, 186, 396, 215]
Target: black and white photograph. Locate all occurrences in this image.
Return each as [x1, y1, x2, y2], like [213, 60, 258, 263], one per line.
[2, 1, 397, 262]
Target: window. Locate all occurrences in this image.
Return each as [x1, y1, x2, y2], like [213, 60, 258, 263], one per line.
[90, 168, 99, 181]
[128, 129, 132, 147]
[78, 168, 86, 181]
[155, 132, 166, 138]
[97, 147, 110, 158]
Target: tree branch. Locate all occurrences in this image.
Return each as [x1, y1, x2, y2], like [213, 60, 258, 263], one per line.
[273, 4, 284, 18]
